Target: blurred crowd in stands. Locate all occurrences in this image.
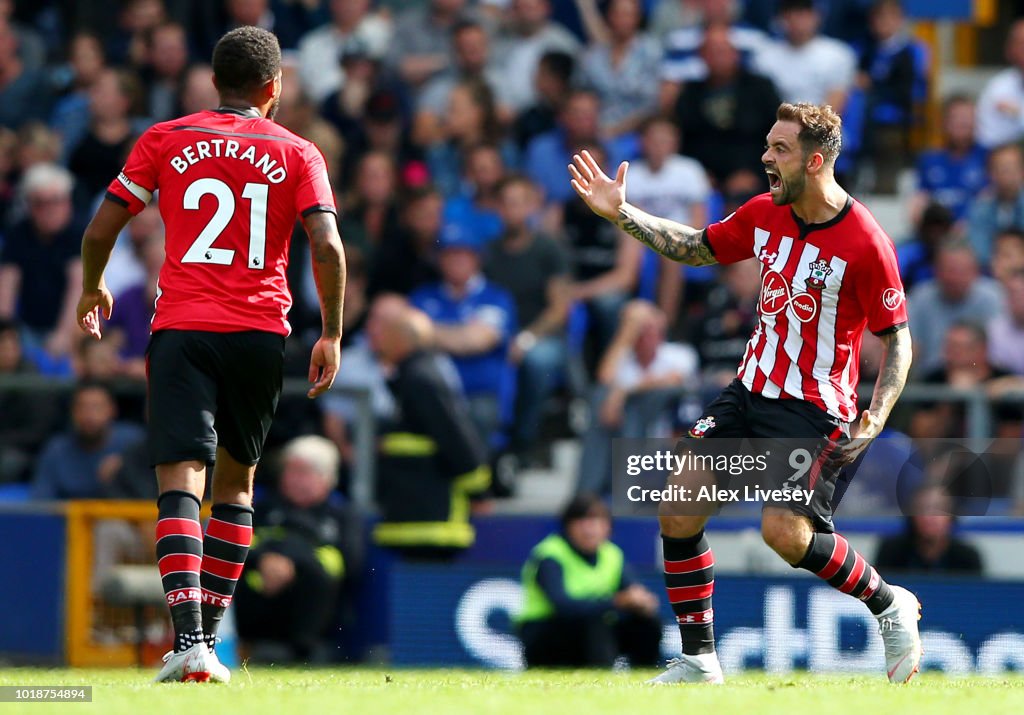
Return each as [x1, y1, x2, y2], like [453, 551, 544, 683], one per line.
[2, 0, 1024, 521]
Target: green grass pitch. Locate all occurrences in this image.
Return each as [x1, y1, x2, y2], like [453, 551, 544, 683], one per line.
[0, 668, 1022, 715]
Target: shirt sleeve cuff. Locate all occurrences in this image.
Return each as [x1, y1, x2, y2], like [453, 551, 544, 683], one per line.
[104, 191, 130, 208]
[301, 204, 338, 218]
[700, 228, 716, 257]
[872, 321, 908, 337]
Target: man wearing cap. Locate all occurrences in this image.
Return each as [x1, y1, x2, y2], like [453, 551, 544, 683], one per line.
[410, 225, 518, 449]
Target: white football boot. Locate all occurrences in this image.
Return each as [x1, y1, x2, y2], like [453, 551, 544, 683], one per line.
[647, 652, 725, 685]
[206, 647, 232, 683]
[876, 585, 923, 684]
[153, 642, 214, 683]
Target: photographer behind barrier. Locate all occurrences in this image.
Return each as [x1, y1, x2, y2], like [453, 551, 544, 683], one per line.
[517, 493, 662, 668]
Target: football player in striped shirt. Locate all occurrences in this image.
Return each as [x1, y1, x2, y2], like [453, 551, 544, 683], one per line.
[569, 102, 921, 684]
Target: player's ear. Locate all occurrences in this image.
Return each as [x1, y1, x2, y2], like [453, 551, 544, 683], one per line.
[260, 74, 279, 103]
[807, 151, 825, 175]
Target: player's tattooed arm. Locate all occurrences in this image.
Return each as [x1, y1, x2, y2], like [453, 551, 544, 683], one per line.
[833, 326, 911, 465]
[867, 326, 912, 427]
[567, 152, 715, 266]
[303, 211, 346, 340]
[615, 203, 717, 266]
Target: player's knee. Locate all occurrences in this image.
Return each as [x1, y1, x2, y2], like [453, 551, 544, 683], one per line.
[658, 507, 707, 538]
[760, 511, 811, 564]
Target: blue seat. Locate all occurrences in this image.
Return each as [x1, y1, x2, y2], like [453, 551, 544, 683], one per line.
[637, 250, 660, 303]
[0, 483, 31, 502]
[837, 87, 866, 176]
[706, 190, 726, 223]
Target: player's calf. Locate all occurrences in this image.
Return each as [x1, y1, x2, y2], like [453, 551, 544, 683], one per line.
[155, 490, 206, 654]
[794, 531, 894, 614]
[794, 531, 922, 683]
[200, 503, 253, 653]
[657, 529, 719, 675]
[760, 508, 816, 564]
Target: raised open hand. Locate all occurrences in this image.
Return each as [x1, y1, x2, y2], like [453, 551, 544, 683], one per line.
[568, 149, 628, 222]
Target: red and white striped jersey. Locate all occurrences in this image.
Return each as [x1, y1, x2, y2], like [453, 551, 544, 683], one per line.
[705, 193, 907, 423]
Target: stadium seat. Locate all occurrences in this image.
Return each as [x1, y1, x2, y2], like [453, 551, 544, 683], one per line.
[98, 565, 166, 666]
[837, 88, 866, 177]
[0, 483, 31, 502]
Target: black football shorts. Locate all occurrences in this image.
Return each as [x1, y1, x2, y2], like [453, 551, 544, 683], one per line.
[680, 378, 850, 532]
[146, 329, 285, 467]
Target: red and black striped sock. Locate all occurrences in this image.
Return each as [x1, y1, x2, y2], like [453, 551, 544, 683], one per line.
[797, 532, 895, 614]
[200, 503, 253, 650]
[663, 531, 715, 655]
[156, 490, 205, 652]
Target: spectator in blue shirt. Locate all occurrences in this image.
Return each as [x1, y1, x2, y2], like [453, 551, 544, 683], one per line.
[967, 143, 1024, 266]
[526, 89, 630, 206]
[911, 95, 988, 224]
[31, 381, 145, 500]
[410, 225, 518, 447]
[896, 202, 954, 291]
[0, 23, 53, 130]
[442, 143, 507, 246]
[855, 0, 927, 193]
[425, 77, 518, 198]
[49, 32, 107, 163]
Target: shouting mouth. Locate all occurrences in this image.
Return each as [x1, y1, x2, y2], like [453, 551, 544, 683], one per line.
[766, 167, 782, 193]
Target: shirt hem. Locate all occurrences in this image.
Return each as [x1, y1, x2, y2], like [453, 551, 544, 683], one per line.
[151, 320, 290, 337]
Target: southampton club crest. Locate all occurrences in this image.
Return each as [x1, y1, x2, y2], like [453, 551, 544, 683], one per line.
[806, 259, 833, 291]
[688, 416, 716, 438]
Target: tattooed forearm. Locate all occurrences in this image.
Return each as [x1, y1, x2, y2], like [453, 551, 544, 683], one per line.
[869, 326, 912, 425]
[304, 211, 346, 339]
[616, 203, 717, 266]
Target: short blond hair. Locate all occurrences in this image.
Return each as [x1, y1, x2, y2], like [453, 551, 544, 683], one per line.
[776, 102, 843, 165]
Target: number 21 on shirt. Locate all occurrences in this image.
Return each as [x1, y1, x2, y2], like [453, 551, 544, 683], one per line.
[180, 178, 268, 269]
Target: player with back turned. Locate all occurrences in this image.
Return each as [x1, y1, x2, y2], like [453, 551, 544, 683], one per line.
[569, 103, 922, 684]
[75, 27, 346, 683]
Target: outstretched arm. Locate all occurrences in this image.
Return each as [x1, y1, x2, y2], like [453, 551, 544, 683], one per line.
[615, 204, 716, 266]
[568, 150, 716, 267]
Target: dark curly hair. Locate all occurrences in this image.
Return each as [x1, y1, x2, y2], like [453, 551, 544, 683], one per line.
[211, 26, 281, 97]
